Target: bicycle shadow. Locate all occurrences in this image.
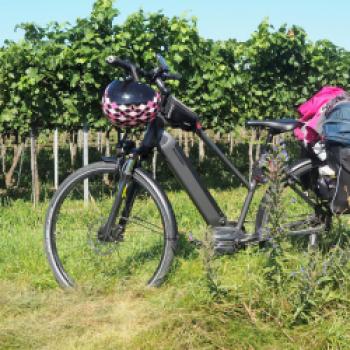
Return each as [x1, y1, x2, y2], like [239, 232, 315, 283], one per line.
[99, 233, 199, 284]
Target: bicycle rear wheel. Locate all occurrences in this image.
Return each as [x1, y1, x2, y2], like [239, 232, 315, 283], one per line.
[44, 161, 177, 290]
[255, 160, 332, 244]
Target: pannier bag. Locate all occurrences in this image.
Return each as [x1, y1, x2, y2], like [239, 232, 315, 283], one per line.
[163, 95, 199, 131]
[293, 87, 350, 214]
[294, 86, 345, 144]
[323, 102, 350, 145]
[323, 101, 350, 214]
[326, 144, 350, 214]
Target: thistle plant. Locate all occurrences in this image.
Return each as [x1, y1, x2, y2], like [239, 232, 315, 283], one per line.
[201, 228, 228, 299]
[263, 140, 289, 288]
[291, 218, 350, 324]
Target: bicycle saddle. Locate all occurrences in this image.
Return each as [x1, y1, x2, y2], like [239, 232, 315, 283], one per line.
[246, 119, 303, 134]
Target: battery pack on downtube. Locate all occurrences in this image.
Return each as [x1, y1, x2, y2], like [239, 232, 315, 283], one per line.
[158, 130, 226, 226]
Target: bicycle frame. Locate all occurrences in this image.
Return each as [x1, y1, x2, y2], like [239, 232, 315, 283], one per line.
[140, 119, 260, 230]
[103, 54, 330, 243]
[111, 116, 329, 243]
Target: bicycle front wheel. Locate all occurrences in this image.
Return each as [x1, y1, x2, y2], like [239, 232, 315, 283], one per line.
[44, 161, 178, 290]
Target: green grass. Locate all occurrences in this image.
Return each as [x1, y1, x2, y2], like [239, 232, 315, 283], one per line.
[1, 187, 350, 349]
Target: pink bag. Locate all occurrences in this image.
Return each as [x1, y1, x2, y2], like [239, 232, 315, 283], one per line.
[294, 86, 345, 143]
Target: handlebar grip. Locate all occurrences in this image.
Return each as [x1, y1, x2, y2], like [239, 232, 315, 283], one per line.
[106, 56, 140, 81]
[106, 56, 130, 70]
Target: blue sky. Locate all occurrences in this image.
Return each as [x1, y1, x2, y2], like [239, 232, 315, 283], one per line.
[1, 0, 349, 49]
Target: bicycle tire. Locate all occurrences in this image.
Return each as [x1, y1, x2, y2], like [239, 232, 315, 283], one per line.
[255, 159, 332, 242]
[44, 161, 178, 289]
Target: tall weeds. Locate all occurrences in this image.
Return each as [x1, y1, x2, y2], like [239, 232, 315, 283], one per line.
[262, 142, 289, 288]
[200, 140, 350, 337]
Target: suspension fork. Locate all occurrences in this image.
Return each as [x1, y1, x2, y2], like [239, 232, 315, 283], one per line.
[102, 156, 138, 238]
[116, 181, 138, 228]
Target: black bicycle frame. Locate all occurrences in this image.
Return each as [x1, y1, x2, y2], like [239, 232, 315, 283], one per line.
[135, 117, 320, 233]
[152, 124, 259, 229]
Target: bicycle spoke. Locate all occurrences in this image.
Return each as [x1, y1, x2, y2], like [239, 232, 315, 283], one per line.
[121, 215, 163, 234]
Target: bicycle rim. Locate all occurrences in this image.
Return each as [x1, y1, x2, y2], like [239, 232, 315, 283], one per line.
[46, 164, 169, 290]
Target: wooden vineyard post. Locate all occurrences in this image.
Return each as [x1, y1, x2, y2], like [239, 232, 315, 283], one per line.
[184, 131, 189, 157]
[152, 149, 158, 179]
[53, 128, 59, 190]
[190, 134, 194, 148]
[5, 140, 24, 188]
[16, 138, 26, 188]
[97, 130, 102, 153]
[199, 138, 205, 163]
[83, 123, 89, 205]
[105, 129, 111, 157]
[229, 131, 234, 155]
[69, 130, 77, 169]
[1, 135, 6, 174]
[255, 134, 261, 161]
[178, 129, 183, 147]
[248, 129, 256, 183]
[30, 127, 40, 206]
[103, 129, 111, 184]
[78, 129, 83, 150]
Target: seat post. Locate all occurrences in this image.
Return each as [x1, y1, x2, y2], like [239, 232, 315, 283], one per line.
[266, 131, 273, 144]
[258, 130, 273, 157]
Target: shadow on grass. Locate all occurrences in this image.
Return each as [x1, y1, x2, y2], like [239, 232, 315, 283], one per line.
[94, 233, 200, 284]
[176, 233, 199, 259]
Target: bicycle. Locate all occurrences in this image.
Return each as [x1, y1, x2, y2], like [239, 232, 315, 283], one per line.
[44, 54, 332, 289]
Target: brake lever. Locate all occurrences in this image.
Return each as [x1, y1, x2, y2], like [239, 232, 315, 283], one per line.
[163, 72, 182, 81]
[156, 53, 169, 72]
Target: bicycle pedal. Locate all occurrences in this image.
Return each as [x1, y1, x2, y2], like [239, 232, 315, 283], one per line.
[188, 232, 202, 247]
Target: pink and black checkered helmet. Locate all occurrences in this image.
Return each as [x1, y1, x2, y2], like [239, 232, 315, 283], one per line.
[102, 80, 160, 127]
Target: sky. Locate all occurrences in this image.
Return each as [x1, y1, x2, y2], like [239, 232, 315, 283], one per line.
[0, 0, 349, 50]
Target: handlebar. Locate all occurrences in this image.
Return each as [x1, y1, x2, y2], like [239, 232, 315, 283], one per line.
[106, 56, 141, 81]
[156, 53, 169, 72]
[105, 54, 181, 94]
[105, 56, 131, 70]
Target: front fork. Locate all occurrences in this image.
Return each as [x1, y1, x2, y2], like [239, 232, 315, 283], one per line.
[100, 156, 138, 241]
